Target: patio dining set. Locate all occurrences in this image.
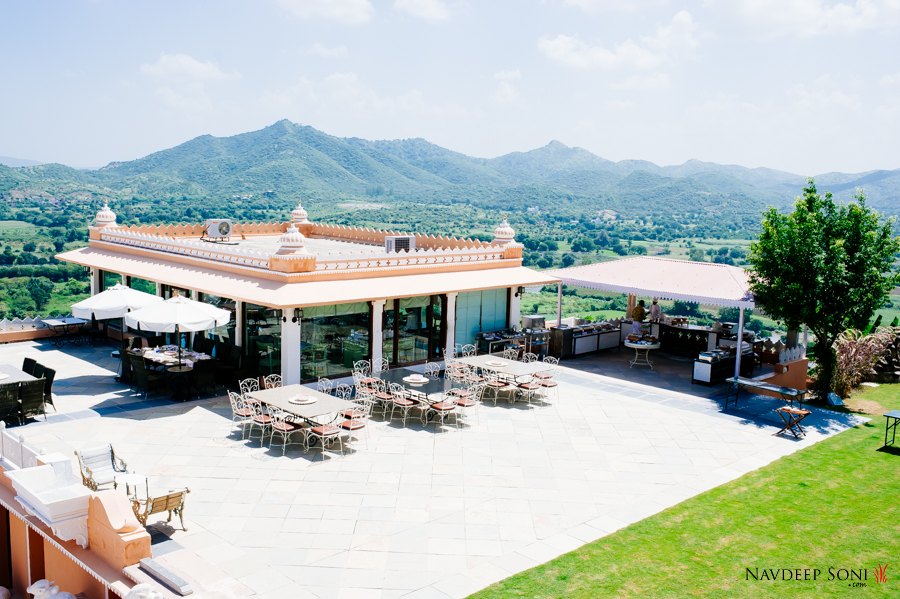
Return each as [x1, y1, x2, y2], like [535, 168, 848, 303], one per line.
[226, 346, 561, 459]
[0, 358, 56, 425]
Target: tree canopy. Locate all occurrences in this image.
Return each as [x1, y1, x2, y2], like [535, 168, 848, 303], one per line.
[748, 179, 900, 396]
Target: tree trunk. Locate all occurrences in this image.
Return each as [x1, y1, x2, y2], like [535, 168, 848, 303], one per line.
[814, 334, 836, 400]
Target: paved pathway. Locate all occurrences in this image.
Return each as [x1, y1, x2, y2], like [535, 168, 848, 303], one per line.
[0, 341, 862, 598]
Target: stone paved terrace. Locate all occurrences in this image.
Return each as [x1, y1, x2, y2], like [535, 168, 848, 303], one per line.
[0, 340, 863, 598]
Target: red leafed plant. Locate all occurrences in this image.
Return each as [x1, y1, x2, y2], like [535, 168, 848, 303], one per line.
[832, 327, 897, 397]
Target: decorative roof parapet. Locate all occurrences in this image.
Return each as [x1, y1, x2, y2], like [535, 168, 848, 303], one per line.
[309, 222, 492, 250]
[99, 228, 271, 269]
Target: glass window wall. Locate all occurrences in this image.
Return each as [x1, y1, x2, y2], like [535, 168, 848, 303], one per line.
[301, 303, 370, 382]
[454, 289, 509, 346]
[383, 295, 444, 367]
[244, 303, 281, 376]
[198, 293, 237, 347]
[126, 276, 156, 295]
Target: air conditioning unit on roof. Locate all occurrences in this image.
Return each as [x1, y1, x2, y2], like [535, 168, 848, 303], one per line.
[385, 235, 416, 253]
[204, 219, 233, 241]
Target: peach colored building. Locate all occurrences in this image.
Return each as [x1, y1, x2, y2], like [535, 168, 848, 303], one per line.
[58, 202, 556, 384]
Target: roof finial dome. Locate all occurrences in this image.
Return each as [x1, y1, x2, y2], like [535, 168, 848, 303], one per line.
[276, 224, 308, 255]
[94, 203, 117, 228]
[291, 199, 309, 224]
[492, 214, 516, 245]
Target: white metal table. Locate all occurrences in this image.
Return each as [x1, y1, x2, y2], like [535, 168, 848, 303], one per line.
[624, 341, 660, 369]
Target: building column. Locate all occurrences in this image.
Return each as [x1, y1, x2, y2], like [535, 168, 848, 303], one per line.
[509, 286, 522, 329]
[733, 307, 745, 383]
[89, 268, 102, 296]
[444, 292, 458, 360]
[556, 282, 563, 327]
[280, 311, 302, 385]
[371, 299, 386, 372]
[234, 300, 244, 348]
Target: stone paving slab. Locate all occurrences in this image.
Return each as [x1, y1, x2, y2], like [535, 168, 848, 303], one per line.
[0, 341, 864, 598]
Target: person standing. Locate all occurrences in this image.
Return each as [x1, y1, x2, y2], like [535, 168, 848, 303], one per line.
[631, 299, 646, 333]
[649, 298, 661, 322]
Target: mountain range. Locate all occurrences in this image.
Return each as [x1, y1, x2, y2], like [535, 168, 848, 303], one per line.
[2, 119, 898, 219]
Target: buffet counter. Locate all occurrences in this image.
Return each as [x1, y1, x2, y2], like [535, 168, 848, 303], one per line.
[551, 323, 621, 358]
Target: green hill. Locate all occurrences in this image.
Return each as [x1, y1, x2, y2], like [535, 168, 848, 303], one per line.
[2, 119, 897, 223]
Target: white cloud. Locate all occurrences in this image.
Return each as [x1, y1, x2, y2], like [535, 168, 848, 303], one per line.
[538, 10, 697, 69]
[493, 69, 521, 103]
[277, 0, 374, 25]
[141, 54, 237, 114]
[393, 0, 450, 21]
[561, 0, 668, 12]
[307, 43, 349, 58]
[737, 0, 900, 37]
[612, 73, 670, 90]
[141, 54, 238, 81]
[260, 71, 471, 118]
[879, 72, 900, 86]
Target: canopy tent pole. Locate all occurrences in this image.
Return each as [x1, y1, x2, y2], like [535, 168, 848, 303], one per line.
[556, 282, 563, 327]
[733, 307, 745, 383]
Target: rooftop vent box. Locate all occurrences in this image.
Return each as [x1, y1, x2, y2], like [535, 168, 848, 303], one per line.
[385, 235, 416, 253]
[204, 219, 233, 241]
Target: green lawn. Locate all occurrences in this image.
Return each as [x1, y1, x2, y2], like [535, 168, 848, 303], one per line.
[471, 385, 899, 598]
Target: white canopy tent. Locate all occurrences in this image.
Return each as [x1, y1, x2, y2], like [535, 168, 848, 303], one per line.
[549, 257, 756, 382]
[125, 295, 231, 366]
[71, 283, 163, 320]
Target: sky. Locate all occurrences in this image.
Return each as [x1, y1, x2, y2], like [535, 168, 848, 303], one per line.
[1, 0, 899, 175]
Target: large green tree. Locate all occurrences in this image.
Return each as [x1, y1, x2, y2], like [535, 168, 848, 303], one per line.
[748, 180, 900, 397]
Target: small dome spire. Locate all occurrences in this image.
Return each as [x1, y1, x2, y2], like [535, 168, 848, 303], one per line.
[493, 215, 516, 245]
[276, 224, 308, 255]
[94, 203, 117, 228]
[291, 199, 309, 224]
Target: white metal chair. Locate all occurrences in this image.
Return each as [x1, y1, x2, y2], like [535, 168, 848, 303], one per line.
[451, 381, 483, 426]
[339, 395, 374, 449]
[268, 407, 307, 455]
[248, 400, 273, 445]
[423, 362, 442, 378]
[228, 391, 254, 439]
[482, 370, 514, 405]
[263, 374, 282, 389]
[239, 377, 260, 395]
[460, 344, 477, 357]
[306, 416, 344, 459]
[334, 383, 353, 401]
[388, 382, 420, 427]
[502, 347, 519, 360]
[424, 390, 460, 431]
[317, 377, 334, 394]
[368, 378, 392, 418]
[521, 352, 538, 363]
[516, 375, 545, 405]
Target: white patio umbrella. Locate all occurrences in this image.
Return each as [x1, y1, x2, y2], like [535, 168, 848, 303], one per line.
[125, 295, 231, 365]
[71, 283, 163, 320]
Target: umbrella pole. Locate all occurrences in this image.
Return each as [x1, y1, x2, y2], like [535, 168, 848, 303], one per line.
[178, 325, 183, 366]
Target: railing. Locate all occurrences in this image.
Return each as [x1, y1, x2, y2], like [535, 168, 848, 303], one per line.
[0, 316, 58, 331]
[314, 246, 507, 271]
[100, 229, 270, 269]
